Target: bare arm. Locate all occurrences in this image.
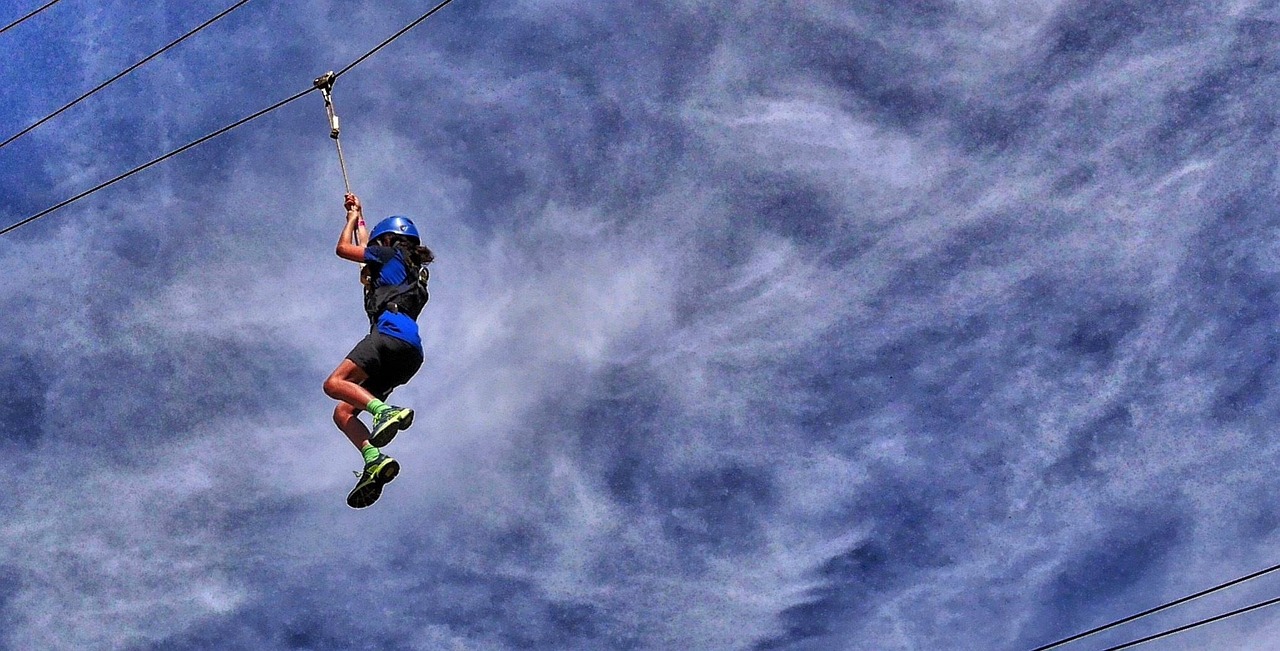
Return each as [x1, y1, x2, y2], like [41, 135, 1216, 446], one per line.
[336, 193, 366, 263]
[355, 206, 369, 247]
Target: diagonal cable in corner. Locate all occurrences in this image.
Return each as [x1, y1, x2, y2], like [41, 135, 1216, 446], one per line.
[0, 0, 460, 238]
[0, 0, 258, 151]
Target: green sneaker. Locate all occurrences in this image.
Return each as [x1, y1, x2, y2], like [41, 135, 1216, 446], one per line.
[346, 454, 400, 509]
[369, 405, 414, 447]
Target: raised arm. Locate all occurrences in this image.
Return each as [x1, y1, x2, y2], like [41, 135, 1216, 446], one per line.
[336, 193, 366, 263]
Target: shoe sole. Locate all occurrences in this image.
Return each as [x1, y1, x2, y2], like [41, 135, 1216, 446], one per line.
[346, 458, 401, 509]
[369, 409, 415, 448]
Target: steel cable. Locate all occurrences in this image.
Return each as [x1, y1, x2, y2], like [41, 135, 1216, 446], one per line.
[1029, 561, 1280, 651]
[0, 0, 65, 37]
[0, 0, 460, 237]
[0, 0, 257, 151]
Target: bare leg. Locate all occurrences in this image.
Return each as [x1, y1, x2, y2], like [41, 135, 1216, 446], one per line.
[324, 359, 377, 450]
[333, 402, 372, 450]
[323, 359, 377, 410]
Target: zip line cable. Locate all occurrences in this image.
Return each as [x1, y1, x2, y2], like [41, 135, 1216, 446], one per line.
[311, 0, 458, 199]
[0, 0, 65, 36]
[0, 0, 256, 151]
[1028, 560, 1280, 651]
[0, 0, 459, 238]
[0, 88, 312, 237]
[1100, 593, 1280, 651]
[332, 0, 457, 78]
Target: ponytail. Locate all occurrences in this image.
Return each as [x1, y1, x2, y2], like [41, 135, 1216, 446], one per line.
[386, 235, 434, 267]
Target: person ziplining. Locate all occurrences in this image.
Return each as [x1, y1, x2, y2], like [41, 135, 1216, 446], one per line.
[314, 72, 434, 508]
[323, 196, 433, 508]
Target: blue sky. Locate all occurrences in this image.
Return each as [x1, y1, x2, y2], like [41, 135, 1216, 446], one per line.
[5, 1, 1280, 649]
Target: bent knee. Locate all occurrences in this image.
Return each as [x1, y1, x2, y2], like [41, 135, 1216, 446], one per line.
[322, 371, 353, 399]
[322, 375, 341, 399]
[333, 402, 359, 425]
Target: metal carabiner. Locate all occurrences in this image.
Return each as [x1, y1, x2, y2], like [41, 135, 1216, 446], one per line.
[313, 71, 340, 139]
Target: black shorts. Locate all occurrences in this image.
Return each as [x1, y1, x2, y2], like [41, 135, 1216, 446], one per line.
[345, 332, 424, 400]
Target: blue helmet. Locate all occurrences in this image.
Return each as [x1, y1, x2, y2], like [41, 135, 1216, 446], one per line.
[368, 215, 419, 244]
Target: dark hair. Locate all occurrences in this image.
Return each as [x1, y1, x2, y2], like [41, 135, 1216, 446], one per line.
[377, 233, 434, 267]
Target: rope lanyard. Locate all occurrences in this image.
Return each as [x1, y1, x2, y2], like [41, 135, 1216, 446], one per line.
[314, 71, 352, 195]
[313, 71, 366, 244]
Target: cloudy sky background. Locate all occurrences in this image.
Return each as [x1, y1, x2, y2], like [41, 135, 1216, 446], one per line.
[5, 0, 1280, 649]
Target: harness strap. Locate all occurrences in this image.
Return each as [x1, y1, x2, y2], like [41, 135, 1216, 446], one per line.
[364, 251, 430, 327]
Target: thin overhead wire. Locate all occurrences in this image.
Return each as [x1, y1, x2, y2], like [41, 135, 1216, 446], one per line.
[334, 0, 457, 78]
[0, 0, 460, 237]
[1028, 560, 1280, 651]
[0, 0, 65, 36]
[0, 88, 313, 237]
[1100, 594, 1280, 651]
[0, 0, 256, 151]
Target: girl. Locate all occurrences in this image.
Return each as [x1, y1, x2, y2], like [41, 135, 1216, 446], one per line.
[323, 193, 433, 508]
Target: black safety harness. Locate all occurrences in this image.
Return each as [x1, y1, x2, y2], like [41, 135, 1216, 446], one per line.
[363, 248, 430, 330]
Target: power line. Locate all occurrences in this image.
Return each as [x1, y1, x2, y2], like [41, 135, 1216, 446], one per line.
[1101, 593, 1280, 651]
[1028, 560, 1280, 651]
[0, 0, 256, 151]
[0, 0, 459, 237]
[0, 0, 65, 36]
